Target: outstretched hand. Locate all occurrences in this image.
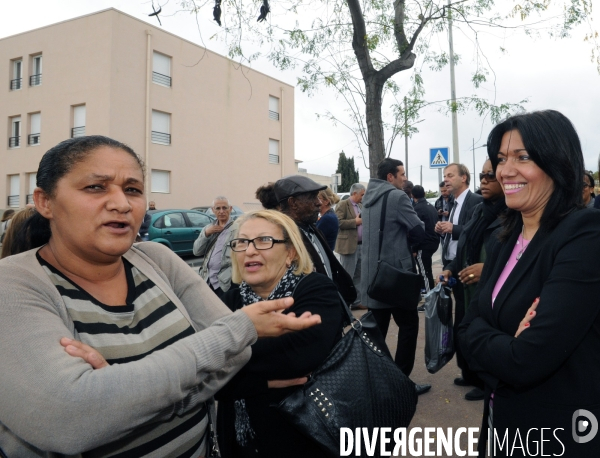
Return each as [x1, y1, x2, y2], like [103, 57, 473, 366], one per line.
[242, 297, 321, 337]
[515, 297, 539, 338]
[60, 337, 109, 369]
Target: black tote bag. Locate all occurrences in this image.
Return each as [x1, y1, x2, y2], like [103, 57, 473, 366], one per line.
[277, 295, 418, 457]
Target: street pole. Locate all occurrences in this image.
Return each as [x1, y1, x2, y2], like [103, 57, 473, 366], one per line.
[404, 96, 409, 179]
[448, 0, 460, 163]
[420, 165, 423, 186]
[472, 138, 476, 191]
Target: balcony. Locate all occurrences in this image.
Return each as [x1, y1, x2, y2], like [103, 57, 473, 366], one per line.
[71, 126, 86, 138]
[30, 74, 42, 86]
[151, 131, 171, 145]
[10, 78, 22, 90]
[152, 72, 172, 87]
[269, 110, 280, 121]
[9, 136, 20, 148]
[28, 133, 41, 145]
[7, 195, 20, 207]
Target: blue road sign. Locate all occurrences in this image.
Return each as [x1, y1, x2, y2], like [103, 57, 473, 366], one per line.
[430, 147, 449, 169]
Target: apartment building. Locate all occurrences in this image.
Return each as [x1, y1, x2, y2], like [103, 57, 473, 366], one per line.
[0, 8, 295, 210]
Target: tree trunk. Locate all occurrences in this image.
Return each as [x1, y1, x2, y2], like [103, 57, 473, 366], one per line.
[365, 75, 386, 178]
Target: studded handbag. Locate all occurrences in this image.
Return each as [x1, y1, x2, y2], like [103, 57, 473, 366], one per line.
[276, 294, 418, 457]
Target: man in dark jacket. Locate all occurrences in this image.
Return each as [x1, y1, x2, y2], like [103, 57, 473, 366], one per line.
[272, 175, 357, 306]
[361, 158, 430, 395]
[434, 182, 452, 222]
[412, 185, 439, 293]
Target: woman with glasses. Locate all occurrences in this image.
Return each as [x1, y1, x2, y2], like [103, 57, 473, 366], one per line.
[216, 210, 344, 458]
[440, 159, 506, 401]
[583, 170, 596, 208]
[458, 111, 600, 456]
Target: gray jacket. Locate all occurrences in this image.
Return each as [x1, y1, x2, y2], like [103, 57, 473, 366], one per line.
[0, 242, 255, 457]
[360, 179, 424, 309]
[193, 220, 238, 292]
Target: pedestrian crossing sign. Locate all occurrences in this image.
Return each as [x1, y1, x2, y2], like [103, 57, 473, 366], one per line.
[430, 147, 449, 169]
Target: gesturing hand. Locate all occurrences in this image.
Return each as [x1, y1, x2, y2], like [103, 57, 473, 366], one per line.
[515, 298, 539, 338]
[60, 337, 109, 369]
[242, 297, 321, 337]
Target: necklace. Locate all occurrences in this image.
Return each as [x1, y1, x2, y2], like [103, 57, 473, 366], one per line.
[516, 225, 530, 261]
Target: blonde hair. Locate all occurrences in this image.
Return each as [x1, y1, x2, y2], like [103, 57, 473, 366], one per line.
[231, 210, 313, 284]
[318, 187, 340, 206]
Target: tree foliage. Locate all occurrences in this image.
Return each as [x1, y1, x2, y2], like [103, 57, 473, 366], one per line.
[335, 151, 360, 193]
[177, 0, 597, 176]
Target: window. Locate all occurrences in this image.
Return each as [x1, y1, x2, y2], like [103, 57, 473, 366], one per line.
[27, 173, 36, 205]
[28, 113, 41, 145]
[151, 169, 170, 193]
[269, 96, 280, 121]
[151, 110, 171, 145]
[8, 174, 20, 207]
[152, 52, 172, 87]
[269, 139, 280, 164]
[9, 116, 21, 148]
[72, 105, 86, 138]
[30, 54, 42, 86]
[186, 212, 212, 228]
[11, 59, 22, 90]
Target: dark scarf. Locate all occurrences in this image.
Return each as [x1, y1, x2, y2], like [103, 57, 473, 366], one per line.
[465, 198, 507, 266]
[239, 265, 304, 306]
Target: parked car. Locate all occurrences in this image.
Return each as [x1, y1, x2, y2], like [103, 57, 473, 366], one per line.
[147, 209, 215, 255]
[191, 205, 245, 221]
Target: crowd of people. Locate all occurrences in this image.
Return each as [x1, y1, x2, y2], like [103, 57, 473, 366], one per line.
[1, 109, 600, 457]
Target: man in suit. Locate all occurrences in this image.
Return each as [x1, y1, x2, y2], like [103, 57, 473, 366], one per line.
[435, 163, 484, 398]
[335, 183, 366, 310]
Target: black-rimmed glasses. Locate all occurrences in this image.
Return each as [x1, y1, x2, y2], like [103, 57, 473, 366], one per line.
[479, 172, 497, 182]
[229, 236, 288, 252]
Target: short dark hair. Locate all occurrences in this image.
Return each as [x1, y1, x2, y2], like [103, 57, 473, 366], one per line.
[17, 136, 144, 249]
[445, 163, 471, 186]
[377, 158, 403, 180]
[439, 181, 446, 188]
[412, 185, 425, 199]
[487, 110, 584, 239]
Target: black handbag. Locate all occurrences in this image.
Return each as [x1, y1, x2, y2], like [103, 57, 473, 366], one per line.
[367, 190, 422, 309]
[276, 295, 418, 457]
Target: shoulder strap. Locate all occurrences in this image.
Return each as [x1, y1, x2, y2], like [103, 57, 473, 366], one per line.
[377, 189, 394, 261]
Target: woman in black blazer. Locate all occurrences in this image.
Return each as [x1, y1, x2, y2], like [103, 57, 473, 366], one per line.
[459, 110, 600, 457]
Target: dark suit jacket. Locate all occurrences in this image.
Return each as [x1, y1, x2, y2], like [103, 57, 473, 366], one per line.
[458, 209, 600, 456]
[442, 190, 483, 265]
[298, 223, 357, 305]
[413, 199, 440, 252]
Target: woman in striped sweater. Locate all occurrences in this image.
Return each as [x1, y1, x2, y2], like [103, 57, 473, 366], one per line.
[0, 136, 320, 458]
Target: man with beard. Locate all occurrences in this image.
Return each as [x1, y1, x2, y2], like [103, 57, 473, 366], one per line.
[257, 175, 357, 305]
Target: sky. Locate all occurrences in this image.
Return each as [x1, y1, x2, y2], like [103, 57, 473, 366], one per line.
[2, 0, 599, 192]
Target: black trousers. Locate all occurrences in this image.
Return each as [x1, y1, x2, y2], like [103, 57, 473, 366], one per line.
[370, 307, 419, 377]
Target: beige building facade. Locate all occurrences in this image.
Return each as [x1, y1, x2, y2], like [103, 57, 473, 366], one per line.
[0, 8, 295, 211]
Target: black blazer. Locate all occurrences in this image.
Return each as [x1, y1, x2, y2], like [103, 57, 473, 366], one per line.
[458, 209, 600, 456]
[413, 199, 440, 252]
[449, 190, 484, 241]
